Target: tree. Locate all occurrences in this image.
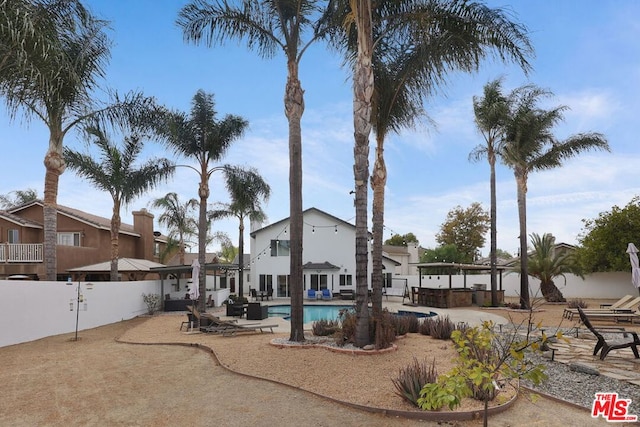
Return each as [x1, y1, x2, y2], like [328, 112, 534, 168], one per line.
[436, 203, 490, 263]
[384, 233, 418, 246]
[0, 188, 38, 208]
[64, 124, 174, 281]
[177, 0, 329, 341]
[324, 0, 532, 344]
[155, 90, 248, 312]
[150, 192, 198, 265]
[525, 233, 582, 302]
[0, 0, 152, 280]
[501, 84, 610, 308]
[470, 78, 509, 306]
[576, 197, 640, 272]
[208, 166, 270, 298]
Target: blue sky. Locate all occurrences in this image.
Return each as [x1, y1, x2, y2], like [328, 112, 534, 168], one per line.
[1, 0, 639, 257]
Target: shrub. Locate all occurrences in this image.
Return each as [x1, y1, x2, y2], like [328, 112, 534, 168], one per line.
[393, 313, 419, 335]
[418, 318, 432, 336]
[374, 310, 396, 349]
[142, 293, 160, 315]
[504, 302, 520, 309]
[312, 319, 340, 336]
[392, 358, 438, 406]
[335, 308, 357, 346]
[567, 298, 588, 309]
[428, 315, 456, 340]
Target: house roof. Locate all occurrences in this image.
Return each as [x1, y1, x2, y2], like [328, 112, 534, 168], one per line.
[303, 261, 340, 270]
[165, 252, 220, 266]
[0, 211, 42, 228]
[250, 207, 360, 237]
[67, 258, 166, 273]
[231, 253, 250, 269]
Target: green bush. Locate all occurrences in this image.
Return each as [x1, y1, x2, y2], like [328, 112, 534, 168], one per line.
[392, 358, 438, 406]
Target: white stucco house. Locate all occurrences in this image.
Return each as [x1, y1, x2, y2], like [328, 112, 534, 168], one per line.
[249, 207, 399, 298]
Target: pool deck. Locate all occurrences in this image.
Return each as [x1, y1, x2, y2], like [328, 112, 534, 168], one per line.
[212, 297, 508, 333]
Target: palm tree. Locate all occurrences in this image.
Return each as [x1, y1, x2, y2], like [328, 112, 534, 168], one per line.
[501, 85, 610, 309]
[208, 166, 270, 298]
[470, 78, 510, 307]
[177, 0, 329, 341]
[325, 0, 532, 345]
[155, 90, 248, 312]
[64, 124, 174, 281]
[150, 192, 198, 265]
[0, 188, 39, 208]
[526, 233, 582, 302]
[0, 0, 153, 280]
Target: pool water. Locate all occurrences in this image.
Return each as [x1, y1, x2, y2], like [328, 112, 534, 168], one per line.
[268, 304, 353, 324]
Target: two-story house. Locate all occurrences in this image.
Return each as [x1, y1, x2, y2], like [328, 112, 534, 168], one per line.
[249, 207, 399, 297]
[0, 201, 166, 280]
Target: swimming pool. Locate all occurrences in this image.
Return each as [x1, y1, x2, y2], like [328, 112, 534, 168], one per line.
[268, 304, 353, 324]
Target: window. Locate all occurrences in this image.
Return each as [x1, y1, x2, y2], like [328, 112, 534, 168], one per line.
[7, 229, 19, 243]
[277, 275, 290, 297]
[154, 242, 160, 256]
[57, 232, 81, 246]
[310, 274, 327, 291]
[259, 274, 273, 292]
[270, 239, 290, 257]
[339, 274, 352, 287]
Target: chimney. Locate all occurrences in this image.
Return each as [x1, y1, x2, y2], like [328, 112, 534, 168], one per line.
[133, 208, 154, 260]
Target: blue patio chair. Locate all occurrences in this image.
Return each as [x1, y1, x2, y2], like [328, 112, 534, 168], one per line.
[321, 288, 332, 300]
[306, 289, 316, 299]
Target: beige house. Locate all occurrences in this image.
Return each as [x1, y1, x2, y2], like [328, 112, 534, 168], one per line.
[0, 201, 166, 280]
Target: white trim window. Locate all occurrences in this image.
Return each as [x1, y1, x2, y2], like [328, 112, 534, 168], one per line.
[339, 274, 352, 287]
[7, 229, 19, 243]
[57, 232, 81, 247]
[270, 239, 290, 257]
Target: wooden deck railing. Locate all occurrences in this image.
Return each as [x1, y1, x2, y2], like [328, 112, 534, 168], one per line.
[0, 243, 44, 262]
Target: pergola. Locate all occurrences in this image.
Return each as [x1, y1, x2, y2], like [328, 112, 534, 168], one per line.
[412, 262, 513, 290]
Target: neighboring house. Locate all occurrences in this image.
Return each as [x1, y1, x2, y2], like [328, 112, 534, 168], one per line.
[0, 201, 166, 280]
[249, 207, 399, 297]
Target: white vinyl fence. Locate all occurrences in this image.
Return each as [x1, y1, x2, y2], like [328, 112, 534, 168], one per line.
[0, 280, 160, 348]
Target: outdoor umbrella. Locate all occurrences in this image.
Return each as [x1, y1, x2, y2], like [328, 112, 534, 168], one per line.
[626, 243, 640, 295]
[189, 259, 200, 301]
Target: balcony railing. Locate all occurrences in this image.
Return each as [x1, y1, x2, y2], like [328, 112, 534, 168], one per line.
[0, 243, 44, 263]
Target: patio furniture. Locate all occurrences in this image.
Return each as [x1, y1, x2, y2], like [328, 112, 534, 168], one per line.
[219, 323, 279, 337]
[339, 289, 354, 300]
[577, 307, 640, 360]
[599, 295, 634, 308]
[250, 289, 259, 301]
[247, 302, 268, 320]
[306, 289, 316, 299]
[564, 296, 640, 321]
[321, 288, 332, 300]
[206, 294, 215, 307]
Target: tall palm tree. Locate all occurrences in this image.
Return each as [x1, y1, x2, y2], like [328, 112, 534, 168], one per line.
[0, 0, 153, 280]
[150, 192, 198, 265]
[208, 166, 270, 298]
[64, 124, 174, 281]
[526, 233, 583, 302]
[501, 85, 610, 309]
[470, 78, 510, 307]
[155, 90, 248, 312]
[325, 0, 532, 345]
[177, 0, 329, 341]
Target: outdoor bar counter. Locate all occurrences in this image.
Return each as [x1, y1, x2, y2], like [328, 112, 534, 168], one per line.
[411, 287, 472, 308]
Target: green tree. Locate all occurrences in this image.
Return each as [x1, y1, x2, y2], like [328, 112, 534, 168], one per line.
[208, 166, 270, 298]
[420, 244, 465, 275]
[64, 124, 174, 281]
[501, 85, 610, 308]
[384, 233, 419, 246]
[178, 0, 329, 342]
[495, 248, 514, 260]
[436, 203, 490, 263]
[0, 0, 152, 280]
[150, 192, 198, 265]
[525, 233, 582, 302]
[576, 197, 640, 272]
[325, 0, 532, 344]
[0, 188, 38, 208]
[154, 90, 248, 312]
[470, 78, 510, 306]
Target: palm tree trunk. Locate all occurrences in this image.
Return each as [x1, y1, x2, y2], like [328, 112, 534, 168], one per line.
[516, 173, 530, 309]
[540, 279, 566, 302]
[110, 200, 121, 282]
[285, 59, 305, 342]
[43, 130, 65, 281]
[371, 138, 386, 319]
[353, 0, 374, 348]
[237, 217, 245, 297]
[198, 174, 208, 312]
[489, 155, 498, 306]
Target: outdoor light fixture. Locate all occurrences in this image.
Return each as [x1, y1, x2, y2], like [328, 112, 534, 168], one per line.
[334, 226, 337, 234]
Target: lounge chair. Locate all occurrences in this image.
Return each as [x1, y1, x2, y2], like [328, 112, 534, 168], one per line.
[306, 289, 316, 299]
[599, 294, 634, 309]
[321, 288, 332, 301]
[250, 289, 259, 301]
[219, 323, 279, 337]
[563, 296, 640, 320]
[577, 307, 640, 360]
